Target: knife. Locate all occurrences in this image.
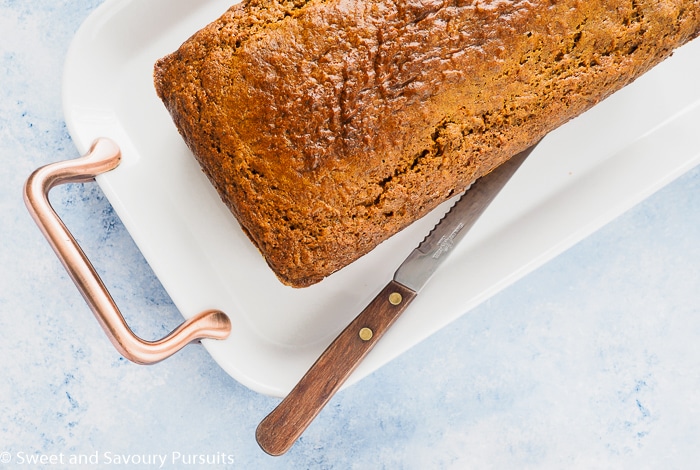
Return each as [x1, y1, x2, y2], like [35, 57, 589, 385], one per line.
[256, 144, 538, 456]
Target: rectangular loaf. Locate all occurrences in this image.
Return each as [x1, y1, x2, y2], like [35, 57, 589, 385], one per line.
[155, 0, 700, 287]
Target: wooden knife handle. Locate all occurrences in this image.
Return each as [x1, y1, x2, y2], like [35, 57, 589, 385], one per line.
[256, 280, 417, 456]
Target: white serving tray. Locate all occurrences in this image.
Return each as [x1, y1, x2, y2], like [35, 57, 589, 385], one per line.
[63, 0, 700, 397]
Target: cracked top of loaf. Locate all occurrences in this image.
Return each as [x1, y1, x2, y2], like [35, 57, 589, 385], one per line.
[155, 0, 700, 287]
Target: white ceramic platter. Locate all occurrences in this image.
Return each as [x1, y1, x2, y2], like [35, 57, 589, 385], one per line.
[63, 0, 700, 397]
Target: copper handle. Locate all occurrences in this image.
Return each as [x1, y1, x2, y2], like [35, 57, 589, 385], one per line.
[23, 137, 231, 364]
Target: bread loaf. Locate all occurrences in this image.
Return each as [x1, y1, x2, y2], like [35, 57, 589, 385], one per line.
[154, 0, 700, 287]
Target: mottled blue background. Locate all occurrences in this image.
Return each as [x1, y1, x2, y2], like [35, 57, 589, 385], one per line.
[2, 1, 700, 468]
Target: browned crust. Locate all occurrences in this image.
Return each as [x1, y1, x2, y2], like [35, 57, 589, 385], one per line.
[155, 0, 700, 287]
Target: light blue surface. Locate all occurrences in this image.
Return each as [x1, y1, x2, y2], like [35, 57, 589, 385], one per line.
[2, 2, 700, 468]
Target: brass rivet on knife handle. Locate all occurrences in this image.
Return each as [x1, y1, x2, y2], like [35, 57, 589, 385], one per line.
[256, 280, 417, 456]
[23, 137, 232, 364]
[388, 292, 403, 305]
[358, 327, 373, 341]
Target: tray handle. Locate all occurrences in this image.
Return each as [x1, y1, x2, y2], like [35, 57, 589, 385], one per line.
[23, 137, 231, 364]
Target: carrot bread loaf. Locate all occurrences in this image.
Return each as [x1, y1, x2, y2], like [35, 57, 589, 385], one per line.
[155, 0, 700, 287]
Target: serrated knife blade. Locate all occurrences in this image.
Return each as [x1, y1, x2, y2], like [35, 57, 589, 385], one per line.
[256, 144, 538, 456]
[394, 143, 537, 291]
